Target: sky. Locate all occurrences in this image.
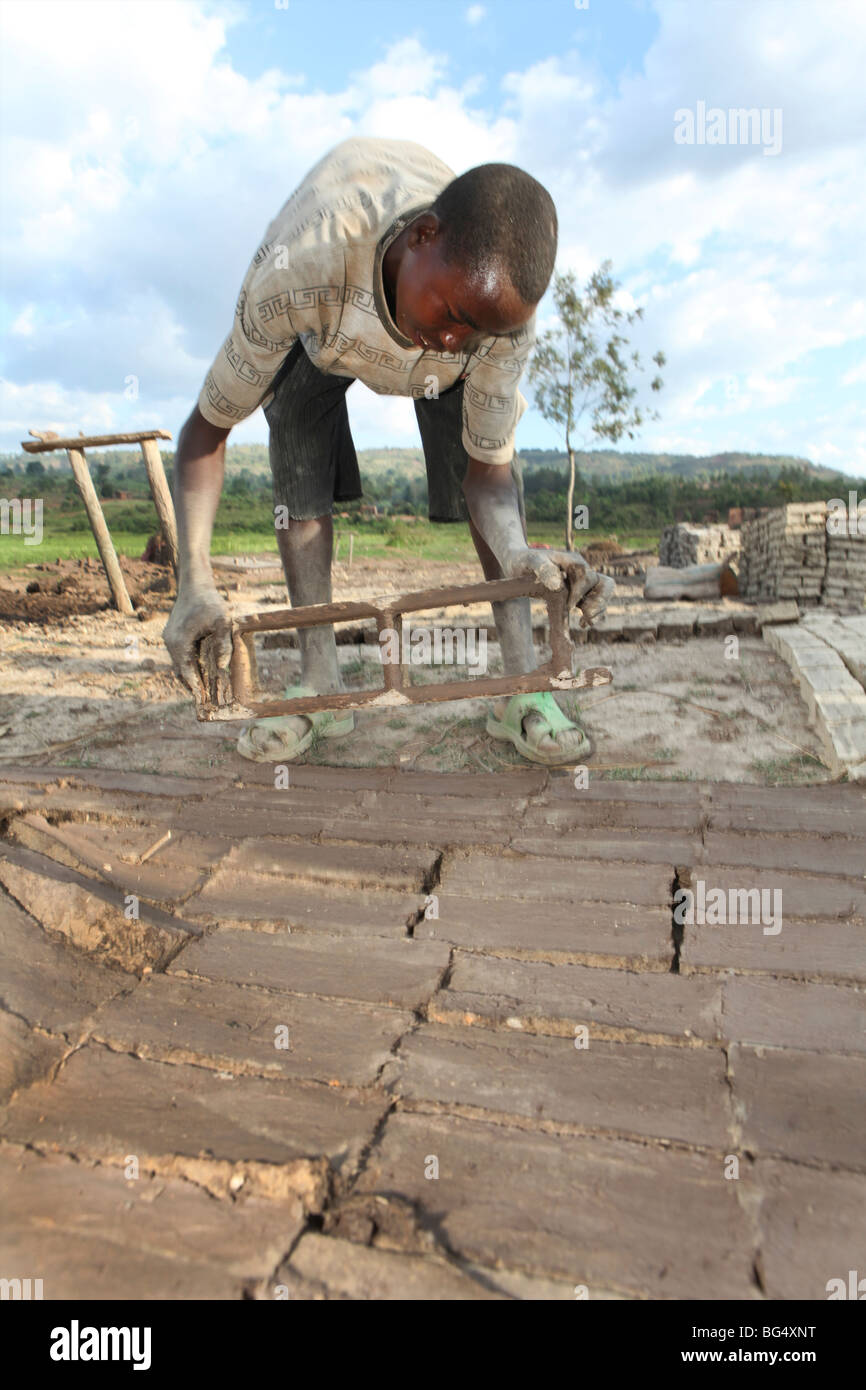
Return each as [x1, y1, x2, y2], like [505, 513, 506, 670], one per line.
[1, 0, 864, 474]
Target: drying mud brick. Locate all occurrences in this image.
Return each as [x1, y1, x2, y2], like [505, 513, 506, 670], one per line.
[0, 843, 198, 973]
[0, 1045, 385, 1202]
[170, 928, 450, 1011]
[352, 1111, 757, 1299]
[439, 852, 673, 907]
[184, 872, 422, 937]
[221, 839, 438, 893]
[386, 1024, 731, 1149]
[699, 829, 866, 878]
[720, 976, 866, 1055]
[704, 782, 866, 837]
[431, 953, 724, 1042]
[0, 1143, 304, 1301]
[88, 973, 414, 1086]
[681, 917, 866, 983]
[751, 1159, 866, 1300]
[268, 1232, 504, 1301]
[511, 828, 700, 866]
[730, 1044, 866, 1167]
[420, 894, 673, 968]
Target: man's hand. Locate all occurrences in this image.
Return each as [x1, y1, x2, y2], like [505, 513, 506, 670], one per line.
[163, 582, 234, 705]
[503, 545, 615, 626]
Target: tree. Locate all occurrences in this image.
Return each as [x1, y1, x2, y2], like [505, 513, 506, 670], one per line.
[527, 262, 666, 549]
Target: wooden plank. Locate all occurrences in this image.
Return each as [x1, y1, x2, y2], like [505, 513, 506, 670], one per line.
[22, 429, 171, 453]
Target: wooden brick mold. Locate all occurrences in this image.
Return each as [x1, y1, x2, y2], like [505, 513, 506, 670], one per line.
[195, 577, 613, 721]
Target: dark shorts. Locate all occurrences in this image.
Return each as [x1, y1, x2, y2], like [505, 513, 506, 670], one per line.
[263, 340, 526, 525]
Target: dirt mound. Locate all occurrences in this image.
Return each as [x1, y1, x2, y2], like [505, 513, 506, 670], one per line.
[0, 556, 175, 624]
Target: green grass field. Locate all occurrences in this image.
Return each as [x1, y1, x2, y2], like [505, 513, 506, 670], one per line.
[0, 517, 660, 572]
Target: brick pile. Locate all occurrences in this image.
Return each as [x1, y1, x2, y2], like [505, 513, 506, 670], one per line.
[658, 523, 740, 568]
[823, 528, 866, 611]
[738, 502, 828, 604]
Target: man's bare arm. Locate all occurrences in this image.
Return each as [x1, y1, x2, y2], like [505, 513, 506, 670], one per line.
[174, 406, 231, 586]
[461, 456, 614, 622]
[163, 406, 235, 695]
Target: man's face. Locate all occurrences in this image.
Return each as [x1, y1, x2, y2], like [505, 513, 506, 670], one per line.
[394, 213, 535, 355]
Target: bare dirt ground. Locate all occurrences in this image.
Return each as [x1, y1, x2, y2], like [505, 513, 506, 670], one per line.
[0, 551, 832, 784]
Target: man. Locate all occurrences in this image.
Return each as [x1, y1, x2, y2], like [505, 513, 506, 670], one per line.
[164, 136, 612, 764]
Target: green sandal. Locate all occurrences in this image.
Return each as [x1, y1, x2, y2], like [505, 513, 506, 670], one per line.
[237, 684, 355, 763]
[486, 690, 592, 766]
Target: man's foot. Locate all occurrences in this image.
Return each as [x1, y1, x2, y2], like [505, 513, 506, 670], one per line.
[487, 691, 591, 766]
[237, 684, 354, 762]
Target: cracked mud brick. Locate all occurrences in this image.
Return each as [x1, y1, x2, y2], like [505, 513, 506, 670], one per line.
[751, 1158, 866, 1300]
[0, 1143, 304, 1300]
[0, 886, 128, 1034]
[0, 1044, 388, 1188]
[352, 1111, 756, 1299]
[171, 928, 450, 1010]
[386, 1024, 731, 1148]
[0, 844, 196, 972]
[0, 1008, 66, 1104]
[730, 1044, 866, 1167]
[88, 972, 414, 1085]
[433, 953, 724, 1042]
[7, 813, 220, 905]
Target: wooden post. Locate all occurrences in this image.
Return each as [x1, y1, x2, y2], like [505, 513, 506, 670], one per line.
[348, 533, 354, 567]
[66, 447, 134, 615]
[139, 437, 179, 573]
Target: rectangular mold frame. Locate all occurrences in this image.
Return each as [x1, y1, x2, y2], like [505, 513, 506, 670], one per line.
[198, 576, 612, 720]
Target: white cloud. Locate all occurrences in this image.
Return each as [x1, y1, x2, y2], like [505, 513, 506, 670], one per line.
[842, 360, 866, 387]
[465, 5, 486, 26]
[0, 0, 864, 475]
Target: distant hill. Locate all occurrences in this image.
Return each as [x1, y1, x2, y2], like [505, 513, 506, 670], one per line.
[516, 448, 838, 482]
[1, 443, 845, 484]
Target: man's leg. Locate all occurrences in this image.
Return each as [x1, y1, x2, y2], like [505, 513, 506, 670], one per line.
[467, 508, 588, 759]
[237, 345, 360, 760]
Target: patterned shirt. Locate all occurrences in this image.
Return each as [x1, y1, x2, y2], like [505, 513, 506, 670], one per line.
[196, 136, 534, 464]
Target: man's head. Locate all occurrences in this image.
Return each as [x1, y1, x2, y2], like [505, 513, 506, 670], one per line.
[387, 163, 557, 355]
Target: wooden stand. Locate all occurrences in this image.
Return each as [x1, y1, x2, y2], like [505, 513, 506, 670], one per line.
[21, 427, 179, 608]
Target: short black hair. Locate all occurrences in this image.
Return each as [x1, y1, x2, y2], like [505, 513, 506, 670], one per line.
[429, 163, 558, 307]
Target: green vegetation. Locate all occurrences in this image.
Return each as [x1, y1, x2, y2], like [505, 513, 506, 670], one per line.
[1, 443, 861, 575]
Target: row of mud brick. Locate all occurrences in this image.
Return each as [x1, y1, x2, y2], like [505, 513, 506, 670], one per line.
[1, 764, 865, 1299]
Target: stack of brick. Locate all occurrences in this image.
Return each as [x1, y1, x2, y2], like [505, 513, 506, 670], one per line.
[658, 524, 740, 568]
[822, 529, 866, 611]
[738, 502, 827, 604]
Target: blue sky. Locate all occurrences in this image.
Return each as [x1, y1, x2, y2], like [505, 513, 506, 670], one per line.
[1, 0, 864, 474]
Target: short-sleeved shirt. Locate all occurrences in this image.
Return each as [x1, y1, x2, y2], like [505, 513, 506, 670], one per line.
[197, 136, 534, 465]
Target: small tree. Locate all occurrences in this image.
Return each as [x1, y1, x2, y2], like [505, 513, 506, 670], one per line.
[527, 262, 665, 550]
